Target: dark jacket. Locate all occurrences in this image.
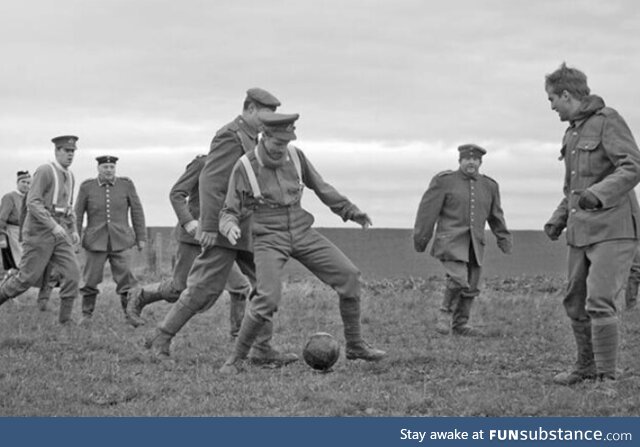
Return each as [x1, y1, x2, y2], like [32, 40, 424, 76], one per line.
[75, 177, 146, 252]
[413, 169, 512, 265]
[170, 155, 205, 245]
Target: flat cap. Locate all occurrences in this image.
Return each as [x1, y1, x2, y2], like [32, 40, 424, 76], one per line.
[458, 143, 487, 159]
[258, 110, 299, 140]
[246, 88, 281, 108]
[51, 135, 79, 150]
[96, 155, 119, 165]
[17, 170, 31, 181]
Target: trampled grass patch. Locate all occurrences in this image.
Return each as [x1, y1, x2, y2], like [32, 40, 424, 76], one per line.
[1, 275, 639, 416]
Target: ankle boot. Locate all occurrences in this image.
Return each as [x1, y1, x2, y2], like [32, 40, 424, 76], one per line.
[592, 317, 619, 381]
[340, 296, 386, 361]
[81, 295, 96, 318]
[435, 288, 459, 334]
[452, 296, 484, 336]
[228, 292, 247, 338]
[58, 296, 75, 324]
[553, 321, 596, 385]
[126, 282, 168, 327]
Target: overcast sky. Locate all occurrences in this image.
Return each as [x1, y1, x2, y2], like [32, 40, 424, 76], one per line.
[1, 0, 639, 229]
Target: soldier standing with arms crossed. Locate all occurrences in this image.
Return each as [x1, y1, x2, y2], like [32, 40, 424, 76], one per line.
[145, 88, 295, 365]
[0, 136, 81, 324]
[413, 144, 512, 336]
[75, 155, 146, 324]
[544, 63, 640, 384]
[126, 153, 251, 338]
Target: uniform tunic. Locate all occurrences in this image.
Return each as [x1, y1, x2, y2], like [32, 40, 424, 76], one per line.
[175, 116, 259, 313]
[75, 176, 146, 300]
[545, 95, 640, 320]
[162, 154, 249, 298]
[413, 169, 511, 294]
[0, 190, 26, 266]
[0, 161, 79, 302]
[219, 143, 363, 321]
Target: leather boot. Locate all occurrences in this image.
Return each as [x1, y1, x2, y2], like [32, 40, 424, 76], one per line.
[0, 269, 17, 306]
[626, 278, 639, 310]
[125, 282, 168, 327]
[553, 321, 596, 385]
[220, 314, 267, 374]
[452, 296, 483, 336]
[340, 296, 386, 361]
[228, 292, 247, 338]
[143, 300, 195, 358]
[0, 289, 11, 307]
[435, 288, 459, 335]
[58, 296, 75, 324]
[248, 318, 299, 366]
[79, 295, 96, 326]
[119, 293, 129, 314]
[592, 317, 618, 381]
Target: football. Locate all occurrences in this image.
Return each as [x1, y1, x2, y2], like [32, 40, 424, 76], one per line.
[302, 332, 341, 371]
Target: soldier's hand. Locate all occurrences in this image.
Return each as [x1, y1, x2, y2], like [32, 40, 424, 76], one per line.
[198, 231, 217, 249]
[52, 224, 70, 243]
[184, 220, 198, 237]
[71, 231, 80, 245]
[578, 190, 602, 210]
[544, 223, 562, 241]
[352, 211, 372, 229]
[226, 225, 241, 246]
[137, 240, 147, 251]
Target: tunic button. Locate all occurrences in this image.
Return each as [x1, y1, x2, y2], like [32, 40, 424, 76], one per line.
[571, 171, 576, 175]
[572, 150, 576, 155]
[571, 209, 576, 213]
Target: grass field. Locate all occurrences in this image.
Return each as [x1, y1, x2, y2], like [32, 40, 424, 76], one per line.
[1, 273, 639, 417]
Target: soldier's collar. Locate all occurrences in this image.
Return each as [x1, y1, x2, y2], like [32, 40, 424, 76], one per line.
[237, 116, 259, 139]
[98, 176, 116, 186]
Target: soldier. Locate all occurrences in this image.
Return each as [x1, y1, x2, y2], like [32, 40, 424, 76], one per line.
[125, 154, 251, 338]
[218, 111, 386, 374]
[145, 88, 294, 365]
[544, 63, 640, 384]
[75, 155, 146, 324]
[0, 171, 57, 311]
[413, 144, 512, 336]
[0, 135, 81, 324]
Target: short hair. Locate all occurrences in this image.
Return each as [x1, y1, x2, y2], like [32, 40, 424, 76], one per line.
[545, 62, 590, 99]
[242, 98, 277, 112]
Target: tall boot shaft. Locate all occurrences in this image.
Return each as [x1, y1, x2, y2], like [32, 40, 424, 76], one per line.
[234, 313, 267, 360]
[58, 296, 75, 324]
[228, 292, 247, 338]
[159, 299, 196, 336]
[592, 318, 619, 380]
[626, 277, 639, 310]
[339, 296, 362, 344]
[81, 295, 97, 316]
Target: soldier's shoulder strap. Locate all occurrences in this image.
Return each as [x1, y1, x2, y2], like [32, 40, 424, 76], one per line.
[287, 144, 302, 181]
[239, 152, 262, 199]
[435, 170, 455, 178]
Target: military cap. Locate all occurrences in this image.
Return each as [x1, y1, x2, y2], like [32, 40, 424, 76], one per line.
[258, 110, 299, 140]
[458, 143, 487, 159]
[17, 170, 31, 181]
[51, 135, 79, 150]
[96, 155, 119, 165]
[246, 88, 281, 108]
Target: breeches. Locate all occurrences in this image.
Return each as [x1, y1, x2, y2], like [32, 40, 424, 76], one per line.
[565, 239, 637, 321]
[1, 231, 79, 299]
[249, 227, 361, 321]
[177, 245, 255, 313]
[441, 246, 482, 297]
[80, 249, 137, 296]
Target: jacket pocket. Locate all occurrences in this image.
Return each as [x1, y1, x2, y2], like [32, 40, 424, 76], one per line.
[576, 137, 600, 176]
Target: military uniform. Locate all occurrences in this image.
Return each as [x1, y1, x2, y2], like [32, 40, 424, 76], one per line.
[0, 190, 26, 268]
[75, 157, 146, 319]
[0, 136, 81, 323]
[414, 144, 512, 335]
[545, 94, 640, 381]
[125, 154, 251, 336]
[624, 246, 640, 310]
[218, 111, 385, 373]
[146, 88, 283, 361]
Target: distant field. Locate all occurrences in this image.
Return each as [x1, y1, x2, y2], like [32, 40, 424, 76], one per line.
[140, 228, 568, 280]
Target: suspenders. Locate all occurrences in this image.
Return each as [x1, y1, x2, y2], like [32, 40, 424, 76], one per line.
[239, 145, 302, 200]
[48, 162, 75, 212]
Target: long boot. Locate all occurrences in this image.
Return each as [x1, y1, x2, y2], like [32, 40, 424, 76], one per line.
[58, 296, 75, 324]
[228, 292, 246, 338]
[143, 300, 196, 358]
[37, 287, 51, 312]
[553, 320, 596, 385]
[626, 278, 639, 310]
[79, 295, 97, 326]
[220, 314, 267, 374]
[340, 296, 386, 361]
[592, 317, 619, 381]
[435, 288, 460, 335]
[125, 282, 170, 327]
[452, 296, 483, 336]
[248, 318, 299, 366]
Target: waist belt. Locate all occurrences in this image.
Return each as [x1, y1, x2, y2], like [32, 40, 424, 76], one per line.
[52, 206, 73, 217]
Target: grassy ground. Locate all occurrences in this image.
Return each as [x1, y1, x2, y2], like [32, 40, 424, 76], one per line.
[1, 274, 639, 416]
